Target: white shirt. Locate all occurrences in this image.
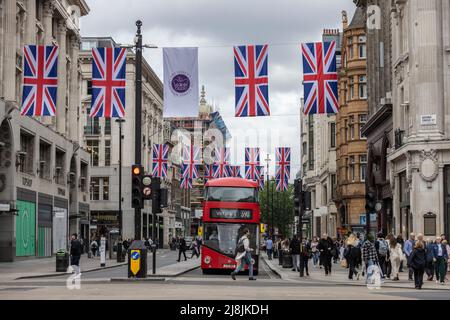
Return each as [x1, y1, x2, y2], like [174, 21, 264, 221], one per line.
[438, 244, 443, 256]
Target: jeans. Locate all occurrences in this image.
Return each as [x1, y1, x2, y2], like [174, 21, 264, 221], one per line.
[312, 252, 319, 266]
[300, 256, 309, 276]
[322, 255, 332, 274]
[378, 255, 387, 277]
[233, 252, 254, 278]
[267, 248, 273, 260]
[348, 260, 358, 279]
[291, 254, 300, 271]
[178, 250, 187, 261]
[435, 257, 447, 282]
[406, 255, 414, 279]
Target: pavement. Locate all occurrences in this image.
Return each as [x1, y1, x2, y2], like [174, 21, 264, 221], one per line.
[262, 254, 450, 291]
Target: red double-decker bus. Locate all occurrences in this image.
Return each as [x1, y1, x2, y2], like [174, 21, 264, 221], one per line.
[201, 177, 260, 274]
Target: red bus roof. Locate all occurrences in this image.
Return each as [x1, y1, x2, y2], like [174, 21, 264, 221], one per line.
[205, 177, 258, 188]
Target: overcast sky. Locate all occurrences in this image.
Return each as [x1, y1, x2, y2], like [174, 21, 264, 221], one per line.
[81, 0, 357, 178]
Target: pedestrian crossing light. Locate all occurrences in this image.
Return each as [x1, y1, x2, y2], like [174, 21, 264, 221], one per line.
[131, 165, 144, 209]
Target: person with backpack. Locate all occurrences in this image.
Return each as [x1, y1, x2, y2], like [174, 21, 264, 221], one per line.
[231, 228, 256, 281]
[90, 239, 98, 258]
[375, 233, 389, 279]
[345, 234, 362, 280]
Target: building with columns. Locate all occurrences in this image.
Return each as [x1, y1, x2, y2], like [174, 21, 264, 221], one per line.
[334, 8, 370, 237]
[79, 37, 166, 245]
[0, 0, 91, 261]
[386, 0, 450, 239]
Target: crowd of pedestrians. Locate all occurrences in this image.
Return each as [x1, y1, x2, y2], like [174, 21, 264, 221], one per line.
[264, 231, 449, 289]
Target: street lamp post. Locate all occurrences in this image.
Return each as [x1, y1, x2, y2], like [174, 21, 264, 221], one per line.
[115, 119, 125, 237]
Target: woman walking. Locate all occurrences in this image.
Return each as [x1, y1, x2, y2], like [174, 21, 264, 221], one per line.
[311, 237, 320, 268]
[409, 241, 427, 289]
[345, 234, 362, 280]
[388, 237, 403, 281]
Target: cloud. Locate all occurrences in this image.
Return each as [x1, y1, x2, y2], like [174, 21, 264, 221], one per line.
[81, 0, 357, 178]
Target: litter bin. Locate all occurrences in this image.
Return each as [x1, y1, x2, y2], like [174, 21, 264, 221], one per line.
[127, 240, 147, 278]
[56, 250, 69, 272]
[282, 251, 293, 268]
[117, 242, 125, 263]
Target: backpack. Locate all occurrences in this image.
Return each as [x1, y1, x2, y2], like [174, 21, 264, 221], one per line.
[235, 237, 246, 255]
[378, 240, 388, 256]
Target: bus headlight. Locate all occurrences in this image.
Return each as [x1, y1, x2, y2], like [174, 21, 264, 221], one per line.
[204, 256, 211, 264]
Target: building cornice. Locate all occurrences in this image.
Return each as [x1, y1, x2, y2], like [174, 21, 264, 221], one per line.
[361, 103, 392, 136]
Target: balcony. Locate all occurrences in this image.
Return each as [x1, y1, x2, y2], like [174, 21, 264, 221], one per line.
[84, 124, 101, 136]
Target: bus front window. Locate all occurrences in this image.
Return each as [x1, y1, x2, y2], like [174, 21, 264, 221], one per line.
[206, 187, 257, 203]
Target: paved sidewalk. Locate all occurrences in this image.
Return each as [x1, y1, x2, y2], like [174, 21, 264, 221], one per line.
[147, 256, 200, 277]
[0, 249, 172, 281]
[263, 254, 450, 291]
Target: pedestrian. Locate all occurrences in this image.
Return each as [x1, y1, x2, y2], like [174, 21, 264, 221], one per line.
[396, 234, 405, 272]
[318, 233, 334, 276]
[409, 240, 426, 289]
[90, 238, 98, 258]
[310, 236, 320, 268]
[425, 238, 435, 281]
[443, 239, 450, 279]
[403, 233, 416, 281]
[289, 235, 300, 272]
[266, 237, 274, 260]
[332, 237, 340, 264]
[70, 233, 82, 275]
[231, 228, 256, 281]
[277, 238, 283, 266]
[388, 236, 403, 281]
[432, 236, 448, 285]
[375, 232, 389, 279]
[177, 237, 187, 262]
[345, 234, 361, 280]
[190, 239, 200, 258]
[362, 234, 379, 274]
[299, 237, 311, 277]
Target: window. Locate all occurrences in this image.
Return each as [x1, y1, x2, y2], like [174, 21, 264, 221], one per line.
[104, 118, 111, 135]
[55, 149, 66, 185]
[330, 123, 336, 148]
[91, 177, 100, 200]
[39, 140, 51, 179]
[350, 156, 355, 182]
[104, 140, 111, 166]
[360, 155, 367, 182]
[86, 140, 99, 166]
[85, 108, 100, 135]
[349, 116, 355, 140]
[87, 80, 92, 95]
[302, 142, 307, 157]
[359, 75, 367, 99]
[331, 174, 337, 200]
[424, 213, 437, 236]
[19, 131, 34, 174]
[358, 36, 366, 58]
[359, 114, 368, 139]
[348, 37, 354, 59]
[206, 187, 257, 203]
[103, 177, 109, 200]
[349, 77, 355, 99]
[80, 162, 88, 192]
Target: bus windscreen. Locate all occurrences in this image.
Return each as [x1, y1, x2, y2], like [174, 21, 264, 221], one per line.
[206, 187, 257, 203]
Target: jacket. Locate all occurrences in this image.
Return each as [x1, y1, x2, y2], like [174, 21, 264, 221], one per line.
[409, 248, 426, 269]
[425, 243, 435, 262]
[345, 245, 361, 265]
[432, 243, 449, 259]
[289, 238, 300, 255]
[362, 240, 379, 264]
[70, 239, 82, 257]
[389, 243, 404, 261]
[317, 237, 334, 257]
[235, 235, 251, 261]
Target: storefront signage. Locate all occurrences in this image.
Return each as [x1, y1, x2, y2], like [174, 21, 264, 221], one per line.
[421, 115, 436, 126]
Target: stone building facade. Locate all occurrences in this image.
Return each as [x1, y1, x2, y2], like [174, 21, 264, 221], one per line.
[334, 8, 370, 237]
[79, 37, 166, 244]
[0, 0, 91, 261]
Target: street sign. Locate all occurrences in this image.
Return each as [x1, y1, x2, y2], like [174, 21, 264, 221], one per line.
[130, 249, 141, 275]
[198, 226, 203, 236]
[143, 187, 151, 196]
[142, 176, 151, 186]
[100, 237, 106, 267]
[0, 203, 11, 211]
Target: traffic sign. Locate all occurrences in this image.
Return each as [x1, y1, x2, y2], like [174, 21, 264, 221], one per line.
[130, 249, 141, 275]
[142, 176, 151, 186]
[0, 204, 11, 211]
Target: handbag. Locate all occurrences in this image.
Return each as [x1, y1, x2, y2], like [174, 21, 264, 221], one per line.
[340, 259, 348, 268]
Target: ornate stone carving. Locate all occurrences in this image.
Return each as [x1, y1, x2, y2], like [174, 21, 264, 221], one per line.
[419, 149, 439, 187]
[43, 0, 54, 17]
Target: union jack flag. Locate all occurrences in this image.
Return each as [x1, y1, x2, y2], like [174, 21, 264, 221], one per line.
[21, 45, 59, 116]
[257, 166, 265, 190]
[213, 147, 230, 178]
[245, 148, 260, 180]
[204, 164, 215, 182]
[182, 145, 200, 180]
[234, 45, 270, 117]
[229, 165, 242, 178]
[275, 147, 291, 192]
[180, 165, 192, 190]
[302, 42, 339, 115]
[152, 144, 169, 178]
[90, 47, 127, 118]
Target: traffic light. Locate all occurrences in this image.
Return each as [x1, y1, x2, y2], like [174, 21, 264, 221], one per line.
[142, 175, 152, 200]
[131, 165, 144, 209]
[365, 189, 376, 212]
[152, 177, 161, 213]
[160, 188, 168, 208]
[294, 178, 302, 216]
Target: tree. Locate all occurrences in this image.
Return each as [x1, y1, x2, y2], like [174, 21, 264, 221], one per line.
[259, 179, 294, 238]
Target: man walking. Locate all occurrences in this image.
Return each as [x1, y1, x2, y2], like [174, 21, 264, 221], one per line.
[70, 233, 82, 275]
[231, 228, 256, 281]
[362, 234, 379, 273]
[433, 236, 448, 285]
[266, 237, 274, 260]
[404, 233, 416, 281]
[318, 234, 334, 275]
[375, 233, 389, 279]
[177, 237, 187, 262]
[289, 235, 300, 272]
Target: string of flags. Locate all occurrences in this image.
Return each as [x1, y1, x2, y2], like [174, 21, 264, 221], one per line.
[20, 40, 331, 192]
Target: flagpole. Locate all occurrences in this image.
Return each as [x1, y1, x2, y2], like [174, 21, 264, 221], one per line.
[265, 154, 271, 240]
